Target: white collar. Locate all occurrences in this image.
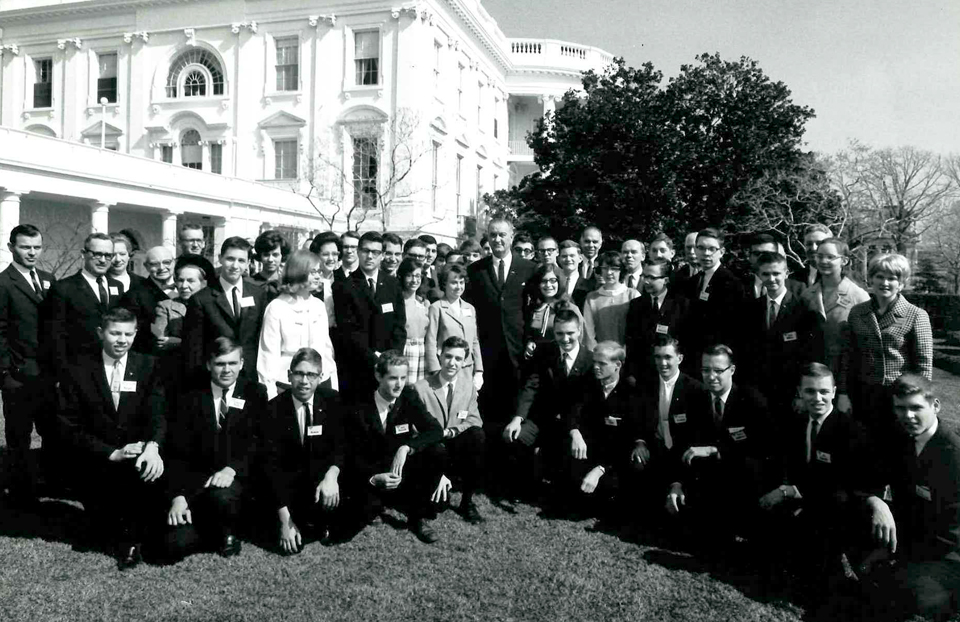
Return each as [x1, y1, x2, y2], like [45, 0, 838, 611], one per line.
[10, 261, 34, 278]
[102, 352, 128, 368]
[220, 276, 242, 296]
[211, 381, 236, 400]
[809, 406, 832, 427]
[655, 288, 668, 306]
[374, 390, 395, 415]
[82, 268, 105, 284]
[712, 386, 732, 405]
[766, 288, 788, 307]
[915, 417, 939, 455]
[660, 370, 681, 388]
[111, 271, 131, 288]
[561, 343, 580, 364]
[292, 394, 314, 414]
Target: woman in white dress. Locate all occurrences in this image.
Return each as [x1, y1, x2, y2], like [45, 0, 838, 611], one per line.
[257, 249, 338, 399]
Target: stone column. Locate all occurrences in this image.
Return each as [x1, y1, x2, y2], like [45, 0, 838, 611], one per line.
[162, 210, 180, 251]
[0, 190, 25, 269]
[90, 201, 112, 234]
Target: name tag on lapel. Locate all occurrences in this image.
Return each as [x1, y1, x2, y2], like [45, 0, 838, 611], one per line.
[816, 451, 832, 464]
[457, 410, 469, 420]
[656, 324, 669, 334]
[728, 426, 747, 441]
[109, 286, 119, 296]
[916, 485, 932, 501]
[699, 292, 710, 301]
[673, 414, 687, 424]
[463, 309, 473, 317]
[307, 425, 323, 437]
[394, 423, 409, 434]
[120, 380, 137, 392]
[42, 280, 50, 289]
[228, 397, 246, 409]
[381, 303, 394, 313]
[783, 331, 798, 342]
[240, 296, 256, 308]
[604, 416, 621, 427]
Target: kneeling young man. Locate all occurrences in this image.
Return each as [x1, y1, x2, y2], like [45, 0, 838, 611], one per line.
[57, 307, 166, 570]
[414, 336, 486, 523]
[262, 348, 347, 554]
[164, 337, 267, 560]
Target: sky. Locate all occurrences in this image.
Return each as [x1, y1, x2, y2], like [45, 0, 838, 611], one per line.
[483, 0, 960, 156]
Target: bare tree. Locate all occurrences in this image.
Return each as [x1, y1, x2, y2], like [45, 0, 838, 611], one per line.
[33, 216, 89, 278]
[928, 200, 960, 293]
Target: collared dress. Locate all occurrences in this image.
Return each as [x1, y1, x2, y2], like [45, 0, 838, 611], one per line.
[403, 294, 430, 382]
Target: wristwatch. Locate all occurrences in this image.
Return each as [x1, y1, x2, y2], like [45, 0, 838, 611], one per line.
[778, 485, 789, 499]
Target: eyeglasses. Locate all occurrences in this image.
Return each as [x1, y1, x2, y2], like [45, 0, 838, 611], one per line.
[642, 274, 667, 280]
[815, 253, 841, 262]
[538, 248, 559, 254]
[145, 260, 174, 268]
[541, 278, 559, 285]
[289, 371, 321, 381]
[701, 365, 733, 376]
[359, 248, 383, 257]
[696, 245, 721, 255]
[406, 253, 426, 261]
[514, 247, 535, 256]
[84, 250, 116, 260]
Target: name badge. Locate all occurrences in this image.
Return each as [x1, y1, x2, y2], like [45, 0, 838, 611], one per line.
[699, 292, 710, 301]
[228, 397, 246, 409]
[729, 426, 747, 441]
[463, 310, 473, 317]
[394, 423, 409, 434]
[109, 286, 119, 296]
[307, 425, 323, 437]
[783, 331, 798, 342]
[816, 451, 832, 464]
[240, 296, 256, 308]
[382, 303, 394, 313]
[42, 280, 51, 289]
[656, 324, 669, 334]
[673, 414, 687, 424]
[457, 410, 469, 420]
[120, 380, 137, 392]
[604, 416, 621, 427]
[916, 485, 932, 501]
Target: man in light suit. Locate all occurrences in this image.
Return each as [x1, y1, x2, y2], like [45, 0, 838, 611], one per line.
[182, 237, 267, 384]
[57, 307, 166, 570]
[119, 245, 176, 354]
[414, 336, 485, 523]
[0, 224, 56, 504]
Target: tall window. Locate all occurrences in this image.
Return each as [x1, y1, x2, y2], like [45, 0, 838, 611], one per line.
[161, 145, 173, 163]
[433, 41, 442, 88]
[431, 142, 439, 212]
[354, 31, 379, 86]
[274, 139, 298, 179]
[33, 58, 52, 108]
[166, 49, 224, 98]
[181, 130, 202, 170]
[477, 82, 483, 127]
[457, 65, 464, 114]
[97, 53, 118, 103]
[210, 143, 223, 174]
[353, 137, 379, 210]
[455, 154, 463, 213]
[275, 38, 299, 91]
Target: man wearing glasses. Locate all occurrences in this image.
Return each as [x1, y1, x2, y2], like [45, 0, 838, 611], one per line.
[334, 231, 407, 400]
[404, 238, 440, 302]
[45, 232, 123, 378]
[512, 232, 535, 262]
[178, 225, 206, 258]
[119, 246, 177, 354]
[624, 258, 690, 384]
[536, 236, 559, 266]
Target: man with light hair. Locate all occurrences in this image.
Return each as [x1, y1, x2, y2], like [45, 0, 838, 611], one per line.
[178, 224, 206, 257]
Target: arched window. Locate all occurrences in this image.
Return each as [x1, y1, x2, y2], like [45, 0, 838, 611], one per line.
[180, 129, 202, 169]
[166, 48, 224, 98]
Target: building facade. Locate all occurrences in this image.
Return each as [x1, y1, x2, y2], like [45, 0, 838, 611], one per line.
[0, 0, 612, 272]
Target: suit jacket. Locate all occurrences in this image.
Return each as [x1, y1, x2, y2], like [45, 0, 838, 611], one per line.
[346, 386, 443, 481]
[515, 342, 594, 425]
[118, 276, 172, 354]
[799, 277, 871, 377]
[44, 271, 124, 376]
[638, 372, 708, 465]
[413, 370, 482, 434]
[568, 378, 644, 472]
[261, 388, 347, 511]
[417, 274, 442, 304]
[334, 270, 407, 362]
[425, 299, 483, 374]
[624, 289, 690, 382]
[673, 264, 699, 291]
[57, 352, 166, 460]
[182, 278, 267, 381]
[464, 253, 537, 370]
[164, 377, 268, 499]
[0, 264, 54, 380]
[682, 265, 746, 355]
[564, 271, 596, 312]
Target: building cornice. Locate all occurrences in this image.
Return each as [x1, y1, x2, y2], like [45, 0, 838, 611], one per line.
[0, 0, 197, 23]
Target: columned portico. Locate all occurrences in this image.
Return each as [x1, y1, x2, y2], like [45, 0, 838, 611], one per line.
[162, 210, 181, 249]
[0, 189, 26, 267]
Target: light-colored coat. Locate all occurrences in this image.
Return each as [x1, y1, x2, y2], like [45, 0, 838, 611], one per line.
[413, 370, 483, 434]
[425, 298, 483, 374]
[800, 276, 869, 377]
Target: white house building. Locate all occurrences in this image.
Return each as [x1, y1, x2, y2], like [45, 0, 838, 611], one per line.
[0, 0, 612, 272]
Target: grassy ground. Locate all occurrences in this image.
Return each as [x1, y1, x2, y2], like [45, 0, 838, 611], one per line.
[1, 373, 959, 622]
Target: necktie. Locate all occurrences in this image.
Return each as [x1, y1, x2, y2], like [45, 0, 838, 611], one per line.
[368, 277, 376, 296]
[659, 382, 673, 450]
[713, 396, 724, 426]
[232, 287, 240, 319]
[218, 392, 229, 430]
[808, 417, 821, 463]
[497, 259, 505, 286]
[562, 352, 571, 376]
[30, 270, 44, 299]
[301, 403, 311, 444]
[97, 276, 109, 311]
[627, 274, 636, 289]
[110, 360, 122, 409]
[767, 299, 778, 330]
[697, 273, 706, 295]
[445, 383, 454, 414]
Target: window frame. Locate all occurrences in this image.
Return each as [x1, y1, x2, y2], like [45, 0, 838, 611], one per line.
[274, 36, 300, 93]
[351, 135, 379, 212]
[273, 138, 299, 180]
[353, 29, 381, 87]
[32, 57, 54, 109]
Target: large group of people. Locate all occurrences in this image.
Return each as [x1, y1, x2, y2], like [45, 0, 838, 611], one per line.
[0, 217, 956, 619]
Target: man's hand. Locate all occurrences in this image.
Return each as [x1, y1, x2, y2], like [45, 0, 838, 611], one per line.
[279, 515, 302, 554]
[443, 428, 456, 439]
[391, 445, 411, 478]
[682, 446, 717, 465]
[135, 443, 163, 481]
[759, 488, 786, 510]
[110, 442, 144, 462]
[503, 416, 523, 443]
[167, 495, 191, 526]
[431, 475, 452, 503]
[570, 430, 587, 460]
[205, 467, 236, 489]
[371, 473, 402, 490]
[524, 342, 537, 359]
[837, 394, 852, 414]
[580, 466, 604, 494]
[473, 372, 484, 392]
[666, 483, 685, 515]
[630, 441, 650, 467]
[316, 472, 340, 510]
[867, 496, 897, 553]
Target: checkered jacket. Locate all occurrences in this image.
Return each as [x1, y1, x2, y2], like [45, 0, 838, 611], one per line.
[839, 295, 933, 392]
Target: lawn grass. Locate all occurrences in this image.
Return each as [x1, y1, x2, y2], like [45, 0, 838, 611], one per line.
[2, 375, 960, 622]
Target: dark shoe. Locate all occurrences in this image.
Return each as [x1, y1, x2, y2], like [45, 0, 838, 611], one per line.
[460, 500, 484, 524]
[411, 518, 439, 544]
[218, 535, 241, 558]
[117, 543, 142, 571]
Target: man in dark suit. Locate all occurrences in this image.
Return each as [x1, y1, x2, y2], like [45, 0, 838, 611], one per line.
[0, 224, 56, 503]
[119, 245, 176, 354]
[183, 237, 267, 383]
[403, 238, 441, 302]
[579, 226, 603, 280]
[672, 231, 700, 291]
[682, 229, 746, 357]
[557, 239, 594, 311]
[503, 309, 594, 500]
[44, 232, 123, 378]
[858, 374, 960, 620]
[742, 234, 806, 300]
[414, 336, 485, 523]
[624, 259, 690, 384]
[346, 351, 446, 544]
[333, 231, 407, 400]
[57, 307, 166, 570]
[261, 347, 349, 554]
[163, 337, 267, 560]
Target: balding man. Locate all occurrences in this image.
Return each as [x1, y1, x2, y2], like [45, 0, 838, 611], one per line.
[119, 246, 177, 354]
[674, 232, 700, 290]
[579, 227, 603, 280]
[621, 240, 645, 290]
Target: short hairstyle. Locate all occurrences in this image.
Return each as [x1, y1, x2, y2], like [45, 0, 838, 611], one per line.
[207, 336, 243, 361]
[396, 257, 422, 284]
[109, 232, 133, 253]
[310, 231, 341, 255]
[816, 237, 849, 257]
[375, 350, 409, 375]
[83, 232, 112, 249]
[175, 254, 213, 280]
[702, 343, 735, 364]
[487, 218, 514, 234]
[653, 334, 682, 355]
[179, 224, 203, 237]
[750, 233, 777, 249]
[383, 232, 403, 248]
[10, 224, 41, 245]
[119, 229, 142, 253]
[649, 232, 673, 249]
[438, 262, 467, 289]
[459, 239, 481, 254]
[595, 250, 623, 270]
[798, 362, 834, 384]
[513, 231, 534, 246]
[643, 257, 674, 278]
[697, 228, 725, 247]
[479, 235, 489, 246]
[581, 226, 602, 240]
[290, 347, 323, 371]
[436, 242, 452, 259]
[281, 250, 320, 288]
[594, 341, 626, 364]
[220, 236, 252, 258]
[441, 336, 469, 352]
[254, 230, 291, 260]
[803, 224, 832, 238]
[868, 253, 911, 283]
[537, 236, 558, 249]
[100, 306, 137, 329]
[340, 231, 360, 244]
[418, 234, 437, 246]
[558, 239, 581, 252]
[553, 308, 581, 327]
[891, 373, 937, 403]
[528, 263, 565, 306]
[359, 231, 383, 248]
[445, 252, 464, 264]
[756, 251, 787, 268]
[403, 238, 427, 254]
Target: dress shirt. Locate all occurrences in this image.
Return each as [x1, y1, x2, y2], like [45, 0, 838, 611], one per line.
[600, 377, 618, 398]
[563, 270, 580, 296]
[292, 395, 314, 441]
[362, 270, 380, 294]
[82, 269, 110, 302]
[659, 371, 680, 448]
[712, 387, 732, 417]
[561, 343, 580, 374]
[699, 264, 720, 293]
[624, 269, 643, 290]
[806, 407, 832, 463]
[374, 391, 396, 428]
[915, 418, 939, 456]
[319, 274, 336, 327]
[219, 276, 244, 315]
[654, 289, 668, 311]
[102, 352, 128, 407]
[11, 261, 42, 291]
[765, 288, 788, 327]
[493, 254, 512, 282]
[211, 382, 236, 427]
[112, 271, 131, 292]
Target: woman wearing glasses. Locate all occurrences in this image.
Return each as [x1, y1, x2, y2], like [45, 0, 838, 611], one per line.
[257, 250, 338, 399]
[582, 251, 639, 350]
[397, 257, 430, 383]
[522, 263, 583, 360]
